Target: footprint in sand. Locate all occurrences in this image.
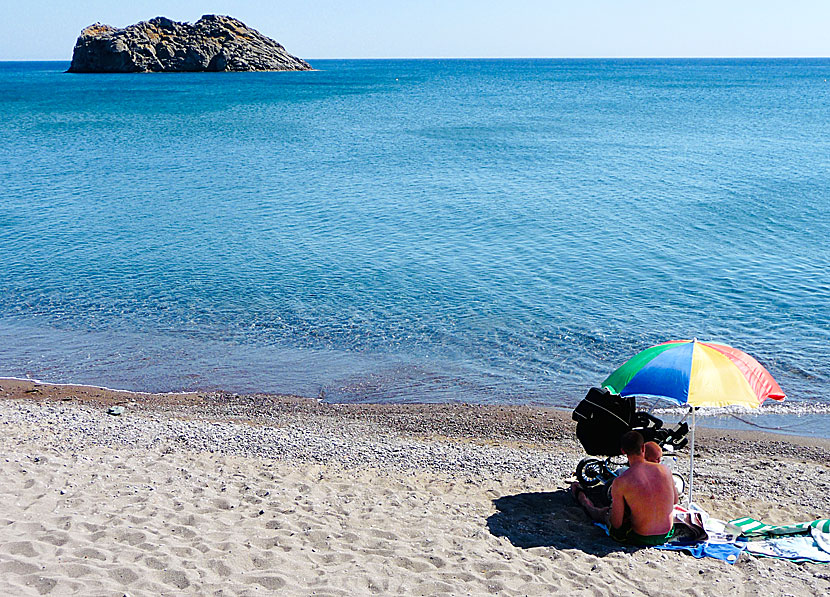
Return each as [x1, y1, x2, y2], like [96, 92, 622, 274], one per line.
[74, 547, 107, 561]
[107, 566, 140, 584]
[207, 558, 232, 576]
[6, 541, 39, 558]
[142, 556, 167, 570]
[159, 569, 191, 590]
[20, 574, 58, 594]
[39, 530, 71, 547]
[62, 562, 96, 578]
[369, 528, 398, 541]
[0, 557, 39, 576]
[242, 573, 287, 590]
[391, 555, 432, 573]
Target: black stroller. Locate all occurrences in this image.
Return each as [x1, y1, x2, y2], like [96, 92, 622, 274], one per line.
[571, 387, 689, 497]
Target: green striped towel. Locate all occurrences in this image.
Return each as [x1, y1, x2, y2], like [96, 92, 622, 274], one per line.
[729, 517, 830, 537]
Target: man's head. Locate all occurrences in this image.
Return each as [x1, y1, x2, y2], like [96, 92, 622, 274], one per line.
[620, 430, 645, 456]
[644, 441, 662, 463]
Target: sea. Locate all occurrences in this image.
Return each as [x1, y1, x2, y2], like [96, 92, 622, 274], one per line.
[1, 59, 829, 437]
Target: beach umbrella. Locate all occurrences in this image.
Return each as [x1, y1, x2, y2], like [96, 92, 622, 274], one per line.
[601, 339, 785, 505]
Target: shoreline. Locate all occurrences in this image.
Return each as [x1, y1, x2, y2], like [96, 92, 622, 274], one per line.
[3, 375, 829, 443]
[2, 376, 829, 489]
[1, 378, 829, 594]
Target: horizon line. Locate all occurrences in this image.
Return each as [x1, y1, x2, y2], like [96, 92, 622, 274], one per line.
[3, 55, 830, 62]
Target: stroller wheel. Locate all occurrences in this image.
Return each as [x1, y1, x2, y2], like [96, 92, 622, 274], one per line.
[575, 457, 605, 488]
[672, 473, 686, 495]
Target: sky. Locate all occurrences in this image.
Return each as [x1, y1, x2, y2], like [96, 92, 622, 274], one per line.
[2, 1, 829, 60]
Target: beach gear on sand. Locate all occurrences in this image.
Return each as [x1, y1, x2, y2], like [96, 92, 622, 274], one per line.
[601, 339, 785, 505]
[745, 534, 830, 563]
[655, 538, 746, 563]
[654, 506, 746, 563]
[572, 387, 688, 457]
[728, 517, 830, 537]
[814, 527, 830, 555]
[731, 518, 830, 563]
[571, 388, 689, 495]
[649, 506, 746, 563]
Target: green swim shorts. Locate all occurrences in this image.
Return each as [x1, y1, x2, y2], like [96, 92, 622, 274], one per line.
[610, 523, 676, 546]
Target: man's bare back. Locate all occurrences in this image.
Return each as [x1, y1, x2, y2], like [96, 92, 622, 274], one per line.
[610, 459, 677, 536]
[573, 430, 678, 544]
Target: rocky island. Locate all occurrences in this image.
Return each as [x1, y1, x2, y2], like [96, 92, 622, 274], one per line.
[68, 15, 312, 73]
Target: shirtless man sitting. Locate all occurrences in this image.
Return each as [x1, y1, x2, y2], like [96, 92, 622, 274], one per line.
[572, 431, 678, 546]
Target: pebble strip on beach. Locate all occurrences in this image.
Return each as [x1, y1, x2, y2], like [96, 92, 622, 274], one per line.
[1, 380, 829, 513]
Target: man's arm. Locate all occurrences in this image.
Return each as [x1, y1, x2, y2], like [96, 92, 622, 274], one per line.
[609, 478, 626, 529]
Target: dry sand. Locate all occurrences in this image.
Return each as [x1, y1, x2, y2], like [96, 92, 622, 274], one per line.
[1, 379, 829, 596]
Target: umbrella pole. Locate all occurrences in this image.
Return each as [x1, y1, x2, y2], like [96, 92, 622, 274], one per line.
[687, 407, 696, 507]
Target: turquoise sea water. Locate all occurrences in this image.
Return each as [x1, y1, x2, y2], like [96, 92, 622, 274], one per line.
[1, 59, 829, 434]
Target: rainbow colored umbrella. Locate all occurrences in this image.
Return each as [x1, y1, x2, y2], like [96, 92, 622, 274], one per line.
[601, 339, 785, 504]
[602, 339, 785, 408]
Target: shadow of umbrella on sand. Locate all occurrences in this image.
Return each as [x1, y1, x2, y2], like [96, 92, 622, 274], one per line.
[601, 339, 785, 505]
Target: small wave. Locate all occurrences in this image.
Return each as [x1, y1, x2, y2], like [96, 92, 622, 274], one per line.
[0, 376, 195, 397]
[653, 401, 830, 417]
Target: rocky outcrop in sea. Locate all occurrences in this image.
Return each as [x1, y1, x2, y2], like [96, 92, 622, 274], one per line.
[68, 15, 312, 73]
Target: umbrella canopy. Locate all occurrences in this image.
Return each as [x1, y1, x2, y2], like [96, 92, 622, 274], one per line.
[602, 339, 785, 409]
[601, 339, 785, 506]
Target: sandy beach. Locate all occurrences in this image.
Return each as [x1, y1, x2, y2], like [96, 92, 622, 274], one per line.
[1, 379, 829, 596]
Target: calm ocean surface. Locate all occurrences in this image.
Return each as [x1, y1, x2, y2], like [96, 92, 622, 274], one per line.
[1, 59, 829, 435]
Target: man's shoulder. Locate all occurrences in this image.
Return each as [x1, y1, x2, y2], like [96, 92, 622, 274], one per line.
[646, 462, 676, 491]
[653, 462, 674, 478]
[613, 468, 639, 491]
[620, 462, 670, 485]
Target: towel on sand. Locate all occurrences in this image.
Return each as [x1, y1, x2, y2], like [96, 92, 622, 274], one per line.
[745, 533, 830, 563]
[724, 515, 830, 563]
[655, 539, 745, 564]
[651, 506, 745, 564]
[812, 526, 830, 555]
[647, 506, 745, 563]
[729, 517, 830, 538]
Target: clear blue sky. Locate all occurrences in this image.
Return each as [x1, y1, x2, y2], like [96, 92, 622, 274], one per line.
[3, 1, 829, 60]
